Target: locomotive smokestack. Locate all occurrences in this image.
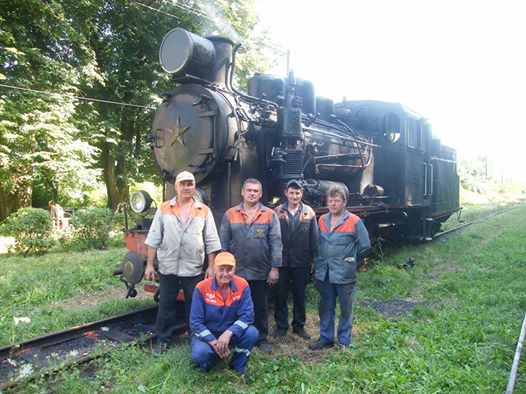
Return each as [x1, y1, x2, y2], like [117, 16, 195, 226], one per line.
[159, 28, 233, 87]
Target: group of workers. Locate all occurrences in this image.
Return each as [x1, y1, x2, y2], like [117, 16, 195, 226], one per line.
[144, 171, 371, 374]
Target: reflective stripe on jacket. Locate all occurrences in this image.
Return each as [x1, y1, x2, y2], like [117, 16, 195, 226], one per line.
[190, 275, 254, 342]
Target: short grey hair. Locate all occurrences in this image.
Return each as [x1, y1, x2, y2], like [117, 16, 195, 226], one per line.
[327, 186, 347, 203]
[242, 178, 262, 190]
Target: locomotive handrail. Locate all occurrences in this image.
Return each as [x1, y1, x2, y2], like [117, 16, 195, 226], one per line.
[304, 127, 379, 148]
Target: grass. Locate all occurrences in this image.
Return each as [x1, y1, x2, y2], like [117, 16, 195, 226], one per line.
[0, 247, 153, 346]
[2, 203, 526, 393]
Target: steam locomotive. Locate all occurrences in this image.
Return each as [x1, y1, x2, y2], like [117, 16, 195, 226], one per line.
[114, 28, 460, 297]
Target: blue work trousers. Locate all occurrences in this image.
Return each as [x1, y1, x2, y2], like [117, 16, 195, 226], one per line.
[315, 275, 356, 345]
[191, 326, 259, 373]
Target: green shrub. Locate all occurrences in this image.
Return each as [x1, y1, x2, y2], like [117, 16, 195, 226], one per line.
[69, 207, 113, 250]
[0, 208, 54, 255]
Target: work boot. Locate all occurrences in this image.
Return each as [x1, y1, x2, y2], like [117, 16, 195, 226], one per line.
[273, 328, 287, 338]
[257, 340, 272, 354]
[293, 328, 311, 340]
[152, 341, 170, 356]
[308, 339, 334, 351]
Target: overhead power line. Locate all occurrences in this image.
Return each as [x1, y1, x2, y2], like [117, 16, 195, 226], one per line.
[131, 0, 221, 27]
[132, 1, 180, 20]
[0, 83, 149, 109]
[167, 1, 218, 25]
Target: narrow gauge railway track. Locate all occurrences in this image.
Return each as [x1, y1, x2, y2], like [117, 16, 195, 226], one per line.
[0, 306, 185, 390]
[433, 205, 521, 240]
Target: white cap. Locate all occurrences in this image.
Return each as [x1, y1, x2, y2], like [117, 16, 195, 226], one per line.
[175, 171, 195, 184]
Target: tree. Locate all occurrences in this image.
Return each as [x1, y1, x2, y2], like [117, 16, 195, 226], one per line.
[1, 0, 279, 217]
[0, 0, 101, 220]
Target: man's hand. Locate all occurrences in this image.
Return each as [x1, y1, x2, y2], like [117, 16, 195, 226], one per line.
[144, 264, 155, 281]
[215, 330, 233, 359]
[145, 246, 157, 281]
[267, 267, 279, 285]
[205, 265, 214, 279]
[209, 330, 233, 359]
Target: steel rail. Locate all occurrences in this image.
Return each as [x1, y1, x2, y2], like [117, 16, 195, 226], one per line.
[433, 206, 520, 239]
[0, 306, 185, 390]
[506, 311, 526, 393]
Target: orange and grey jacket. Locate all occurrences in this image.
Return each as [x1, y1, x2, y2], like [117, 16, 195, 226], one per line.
[314, 210, 371, 284]
[219, 202, 282, 281]
[145, 197, 221, 276]
[190, 275, 255, 342]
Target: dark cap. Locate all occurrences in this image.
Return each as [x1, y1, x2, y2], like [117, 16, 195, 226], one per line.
[285, 179, 303, 189]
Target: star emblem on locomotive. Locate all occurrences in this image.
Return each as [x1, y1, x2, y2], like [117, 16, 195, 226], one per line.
[170, 117, 190, 146]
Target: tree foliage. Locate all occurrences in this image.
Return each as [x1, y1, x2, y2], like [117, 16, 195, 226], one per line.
[0, 0, 275, 220]
[69, 207, 113, 250]
[0, 0, 101, 218]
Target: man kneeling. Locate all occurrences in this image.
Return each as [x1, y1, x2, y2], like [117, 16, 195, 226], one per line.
[190, 252, 258, 373]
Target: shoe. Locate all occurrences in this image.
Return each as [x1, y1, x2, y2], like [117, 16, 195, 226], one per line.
[230, 365, 250, 383]
[308, 339, 334, 351]
[273, 328, 287, 338]
[257, 340, 272, 354]
[152, 341, 170, 356]
[293, 328, 311, 340]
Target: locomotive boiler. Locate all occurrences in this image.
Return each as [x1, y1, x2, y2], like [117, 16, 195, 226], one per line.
[114, 28, 460, 297]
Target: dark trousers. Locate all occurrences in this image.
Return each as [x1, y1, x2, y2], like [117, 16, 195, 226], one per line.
[248, 280, 269, 343]
[156, 273, 203, 343]
[274, 266, 310, 332]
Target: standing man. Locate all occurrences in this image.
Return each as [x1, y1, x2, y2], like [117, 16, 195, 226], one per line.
[190, 252, 258, 374]
[145, 171, 222, 355]
[309, 186, 371, 350]
[49, 201, 65, 230]
[273, 179, 318, 340]
[219, 178, 282, 353]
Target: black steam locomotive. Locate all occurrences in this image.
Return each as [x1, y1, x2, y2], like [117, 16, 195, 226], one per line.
[114, 28, 459, 297]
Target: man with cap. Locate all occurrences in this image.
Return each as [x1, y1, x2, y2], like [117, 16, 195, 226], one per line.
[219, 178, 282, 354]
[145, 170, 222, 355]
[273, 179, 318, 340]
[190, 252, 258, 374]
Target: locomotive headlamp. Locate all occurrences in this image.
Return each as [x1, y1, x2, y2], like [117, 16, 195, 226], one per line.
[384, 131, 401, 143]
[130, 190, 153, 214]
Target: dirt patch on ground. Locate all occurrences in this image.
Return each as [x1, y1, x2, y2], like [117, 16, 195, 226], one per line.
[54, 285, 154, 310]
[261, 311, 364, 362]
[361, 299, 429, 318]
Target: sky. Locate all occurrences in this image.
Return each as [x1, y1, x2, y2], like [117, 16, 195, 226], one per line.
[255, 0, 526, 181]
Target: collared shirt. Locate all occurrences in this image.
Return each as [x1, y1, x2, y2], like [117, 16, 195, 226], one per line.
[145, 197, 221, 276]
[314, 210, 371, 284]
[190, 275, 254, 342]
[219, 202, 282, 281]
